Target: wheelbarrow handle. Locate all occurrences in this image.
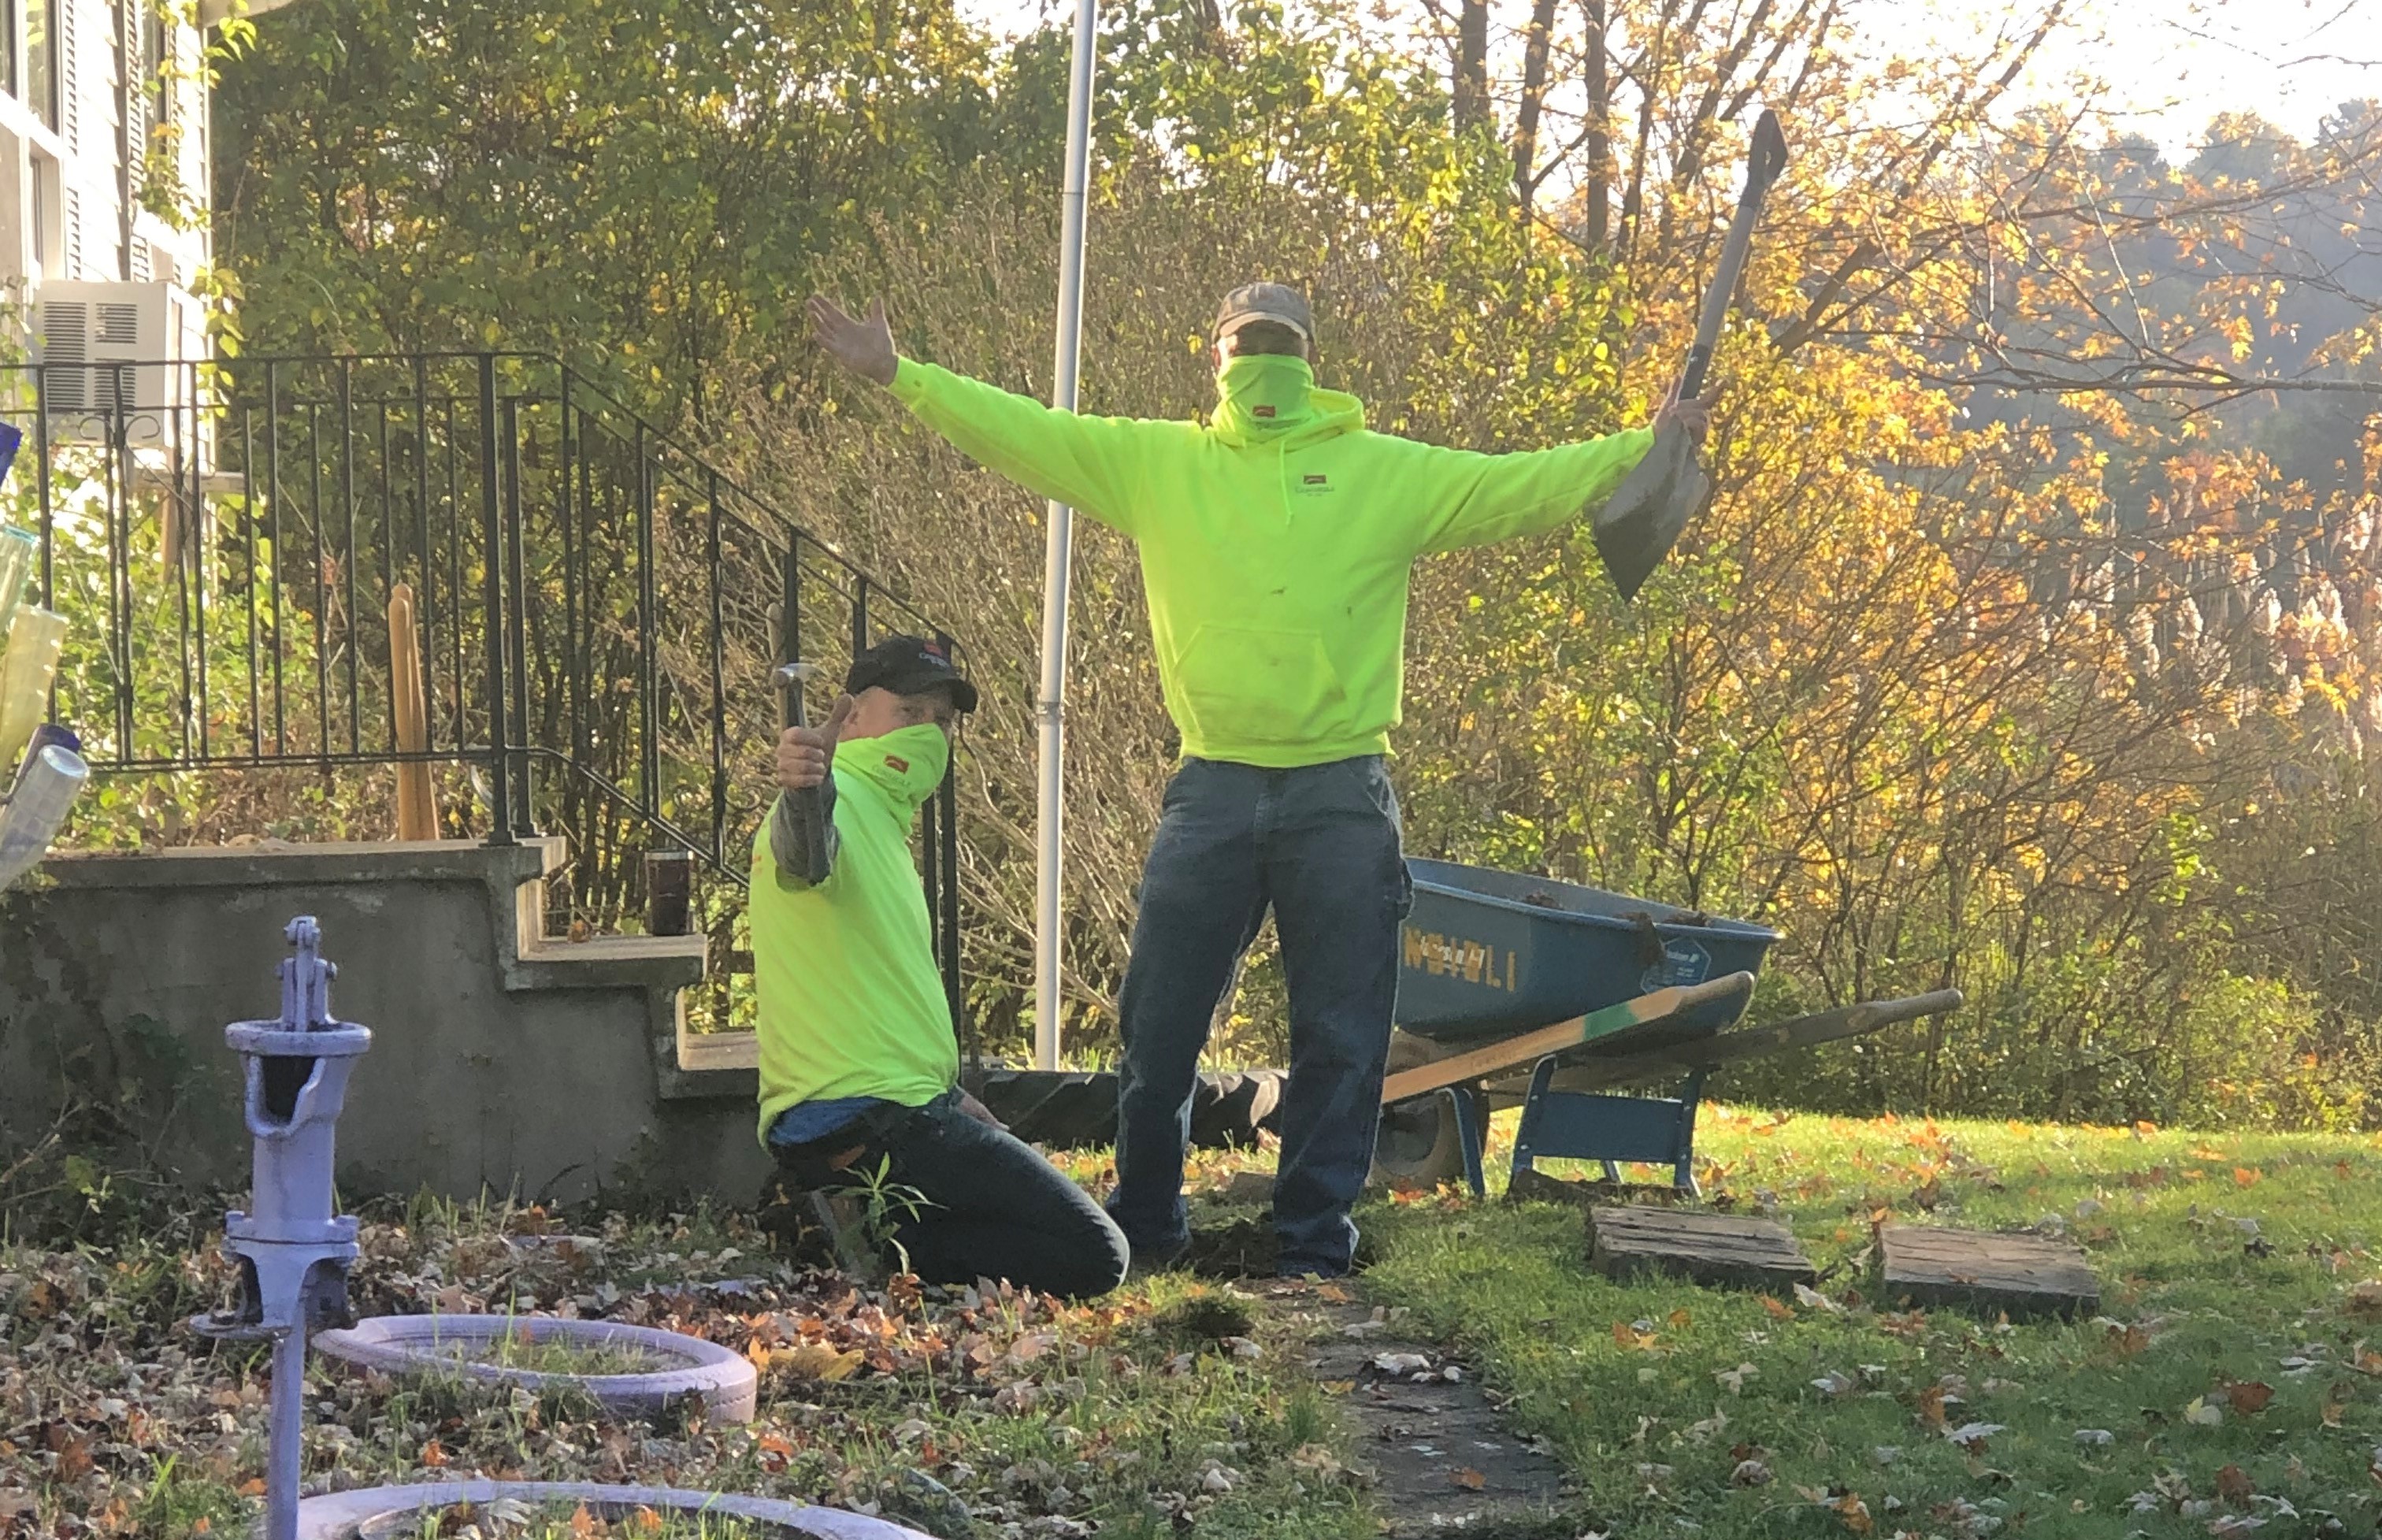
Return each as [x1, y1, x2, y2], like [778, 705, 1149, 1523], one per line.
[1553, 987, 1965, 1092]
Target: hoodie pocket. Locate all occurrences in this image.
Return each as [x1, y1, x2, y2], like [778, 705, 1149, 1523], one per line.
[1173, 625, 1349, 748]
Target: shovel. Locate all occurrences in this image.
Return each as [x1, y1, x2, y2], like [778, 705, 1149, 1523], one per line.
[1593, 109, 1790, 601]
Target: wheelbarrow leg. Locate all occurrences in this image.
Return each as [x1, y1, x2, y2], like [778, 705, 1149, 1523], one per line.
[1443, 1085, 1487, 1198]
[1671, 1070, 1707, 1196]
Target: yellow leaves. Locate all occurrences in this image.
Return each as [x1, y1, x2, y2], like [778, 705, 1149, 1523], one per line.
[766, 1342, 865, 1381]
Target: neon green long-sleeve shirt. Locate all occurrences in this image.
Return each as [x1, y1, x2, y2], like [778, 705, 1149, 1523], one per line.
[888, 352, 1652, 767]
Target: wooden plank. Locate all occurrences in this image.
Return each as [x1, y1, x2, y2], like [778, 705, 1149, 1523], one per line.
[1380, 972, 1755, 1105]
[1586, 1204, 1816, 1290]
[1878, 1225, 2099, 1319]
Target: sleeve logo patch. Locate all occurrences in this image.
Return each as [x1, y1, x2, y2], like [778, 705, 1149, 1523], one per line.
[883, 754, 911, 774]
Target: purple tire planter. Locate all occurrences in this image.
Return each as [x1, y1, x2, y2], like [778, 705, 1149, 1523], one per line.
[312, 1315, 758, 1424]
[290, 1481, 930, 1539]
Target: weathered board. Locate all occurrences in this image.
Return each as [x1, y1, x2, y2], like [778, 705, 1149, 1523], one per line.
[1586, 1204, 1816, 1290]
[1877, 1225, 2100, 1319]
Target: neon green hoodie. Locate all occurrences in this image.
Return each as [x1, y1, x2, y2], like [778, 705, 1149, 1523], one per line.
[750, 723, 959, 1145]
[888, 352, 1652, 767]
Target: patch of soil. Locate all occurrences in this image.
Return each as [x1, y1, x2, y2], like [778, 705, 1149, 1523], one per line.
[1180, 1215, 1382, 1280]
[1252, 1278, 1576, 1539]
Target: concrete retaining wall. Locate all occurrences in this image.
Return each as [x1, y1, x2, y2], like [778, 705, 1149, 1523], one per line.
[0, 838, 769, 1204]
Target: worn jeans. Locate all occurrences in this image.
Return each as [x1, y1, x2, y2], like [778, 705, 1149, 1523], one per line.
[1106, 755, 1411, 1275]
[773, 1092, 1130, 1298]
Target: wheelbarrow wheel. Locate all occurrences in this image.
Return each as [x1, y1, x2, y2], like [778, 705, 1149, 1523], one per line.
[1369, 1083, 1483, 1189]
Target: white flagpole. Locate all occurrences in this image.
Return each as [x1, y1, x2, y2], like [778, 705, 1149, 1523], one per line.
[1034, 0, 1097, 1071]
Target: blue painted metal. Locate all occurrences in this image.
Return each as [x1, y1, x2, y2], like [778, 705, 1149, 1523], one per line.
[192, 917, 371, 1540]
[1444, 1085, 1488, 1197]
[1397, 858, 1779, 1043]
[1511, 1058, 1708, 1194]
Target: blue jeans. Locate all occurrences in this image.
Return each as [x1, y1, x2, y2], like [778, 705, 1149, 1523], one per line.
[1106, 756, 1412, 1275]
[774, 1091, 1130, 1298]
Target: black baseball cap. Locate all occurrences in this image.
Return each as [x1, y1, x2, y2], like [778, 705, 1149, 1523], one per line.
[845, 634, 978, 713]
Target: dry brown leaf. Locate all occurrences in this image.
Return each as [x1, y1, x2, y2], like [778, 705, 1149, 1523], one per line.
[2215, 1464, 2253, 1504]
[1449, 1467, 1486, 1490]
[1758, 1295, 1795, 1322]
[1916, 1385, 1948, 1430]
[53, 1434, 92, 1482]
[2324, 1400, 2347, 1427]
[570, 1504, 601, 1539]
[1316, 1282, 1355, 1304]
[2223, 1381, 2274, 1416]
[1668, 1308, 1693, 1330]
[2347, 1281, 2382, 1320]
[1319, 1379, 1356, 1395]
[2232, 1167, 2262, 1188]
[419, 1439, 449, 1468]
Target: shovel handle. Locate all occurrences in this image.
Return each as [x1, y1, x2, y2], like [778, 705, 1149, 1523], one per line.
[1679, 109, 1789, 403]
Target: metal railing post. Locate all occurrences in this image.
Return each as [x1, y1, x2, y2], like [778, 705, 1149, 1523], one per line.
[502, 395, 536, 837]
[478, 354, 514, 846]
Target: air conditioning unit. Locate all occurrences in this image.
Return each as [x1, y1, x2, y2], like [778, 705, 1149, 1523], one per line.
[28, 280, 210, 455]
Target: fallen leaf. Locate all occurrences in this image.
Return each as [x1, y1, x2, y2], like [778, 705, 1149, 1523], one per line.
[2348, 1282, 2382, 1321]
[1945, 1423, 2006, 1449]
[1319, 1379, 1356, 1395]
[771, 1342, 866, 1381]
[1668, 1308, 1693, 1330]
[2323, 1401, 2346, 1428]
[2215, 1464, 2254, 1504]
[1916, 1385, 1949, 1430]
[419, 1440, 449, 1468]
[1449, 1468, 1486, 1490]
[1793, 1283, 1843, 1314]
[53, 1434, 92, 1482]
[2224, 1381, 2274, 1416]
[2185, 1397, 2224, 1427]
[1316, 1282, 1354, 1304]
[1731, 1457, 1773, 1486]
[1758, 1295, 1795, 1321]
[2234, 1167, 2262, 1188]
[570, 1504, 600, 1539]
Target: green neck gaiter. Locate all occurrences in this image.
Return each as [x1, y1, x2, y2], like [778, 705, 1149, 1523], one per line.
[847, 723, 950, 813]
[1211, 353, 1318, 442]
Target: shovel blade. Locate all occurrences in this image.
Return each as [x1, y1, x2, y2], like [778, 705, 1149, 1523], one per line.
[1591, 428, 1707, 601]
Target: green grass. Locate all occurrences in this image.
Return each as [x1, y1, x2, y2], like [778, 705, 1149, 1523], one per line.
[424, 1328, 670, 1378]
[1361, 1106, 2382, 1537]
[365, 1497, 780, 1537]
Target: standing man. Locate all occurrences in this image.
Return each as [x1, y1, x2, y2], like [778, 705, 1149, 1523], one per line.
[810, 284, 1707, 1277]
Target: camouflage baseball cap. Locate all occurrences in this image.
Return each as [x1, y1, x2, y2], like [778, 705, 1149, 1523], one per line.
[1213, 282, 1314, 343]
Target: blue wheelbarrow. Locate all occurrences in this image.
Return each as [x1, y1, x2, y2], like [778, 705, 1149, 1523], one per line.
[1371, 859, 1961, 1195]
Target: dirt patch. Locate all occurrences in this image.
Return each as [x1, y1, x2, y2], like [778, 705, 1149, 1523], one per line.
[1250, 1278, 1575, 1539]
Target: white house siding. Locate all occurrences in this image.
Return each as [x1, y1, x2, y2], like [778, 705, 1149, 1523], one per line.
[0, 0, 210, 301]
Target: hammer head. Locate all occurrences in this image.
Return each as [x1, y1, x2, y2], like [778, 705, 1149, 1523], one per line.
[773, 662, 820, 729]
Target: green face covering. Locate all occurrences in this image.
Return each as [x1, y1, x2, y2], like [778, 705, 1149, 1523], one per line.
[1212, 353, 1317, 441]
[851, 722, 950, 811]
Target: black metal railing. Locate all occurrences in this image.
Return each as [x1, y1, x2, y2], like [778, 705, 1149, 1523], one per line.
[0, 351, 967, 1040]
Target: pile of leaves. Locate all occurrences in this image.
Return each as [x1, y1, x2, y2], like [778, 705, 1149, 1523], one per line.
[0, 1193, 1371, 1540]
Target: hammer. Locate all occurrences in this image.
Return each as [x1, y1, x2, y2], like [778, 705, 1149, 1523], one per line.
[773, 661, 834, 878]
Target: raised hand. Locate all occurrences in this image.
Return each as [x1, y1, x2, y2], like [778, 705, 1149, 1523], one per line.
[775, 693, 856, 792]
[807, 295, 899, 388]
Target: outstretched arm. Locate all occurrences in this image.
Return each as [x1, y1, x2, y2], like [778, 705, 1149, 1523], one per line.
[809, 295, 1152, 533]
[1410, 395, 1710, 554]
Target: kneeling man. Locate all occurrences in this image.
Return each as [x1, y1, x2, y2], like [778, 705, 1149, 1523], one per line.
[753, 634, 1129, 1298]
